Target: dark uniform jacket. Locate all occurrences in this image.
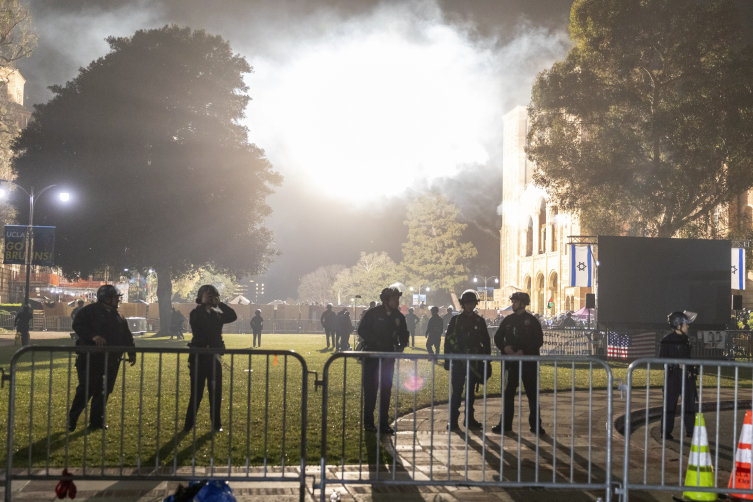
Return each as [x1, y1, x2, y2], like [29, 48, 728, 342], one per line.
[337, 312, 353, 334]
[426, 314, 444, 337]
[494, 311, 544, 355]
[14, 310, 32, 331]
[357, 304, 410, 352]
[250, 315, 263, 330]
[321, 310, 336, 329]
[189, 303, 237, 348]
[72, 302, 135, 349]
[444, 312, 491, 355]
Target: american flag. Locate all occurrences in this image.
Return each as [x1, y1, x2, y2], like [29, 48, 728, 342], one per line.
[607, 332, 658, 360]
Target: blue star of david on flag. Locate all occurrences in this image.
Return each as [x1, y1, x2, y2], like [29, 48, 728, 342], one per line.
[732, 248, 745, 290]
[570, 245, 593, 287]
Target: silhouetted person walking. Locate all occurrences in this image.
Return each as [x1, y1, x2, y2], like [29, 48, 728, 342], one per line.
[321, 304, 336, 349]
[337, 309, 353, 350]
[250, 309, 263, 347]
[358, 287, 409, 434]
[170, 307, 185, 340]
[184, 285, 237, 432]
[68, 285, 136, 431]
[405, 308, 419, 347]
[14, 305, 33, 346]
[425, 306, 443, 356]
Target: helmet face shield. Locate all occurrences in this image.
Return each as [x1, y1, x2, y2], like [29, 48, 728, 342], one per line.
[683, 311, 697, 324]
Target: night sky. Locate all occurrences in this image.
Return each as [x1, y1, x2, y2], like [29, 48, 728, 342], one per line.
[16, 0, 753, 301]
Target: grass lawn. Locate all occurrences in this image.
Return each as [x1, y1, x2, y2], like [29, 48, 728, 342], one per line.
[1, 333, 751, 472]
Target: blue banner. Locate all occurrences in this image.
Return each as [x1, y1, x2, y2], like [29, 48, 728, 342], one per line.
[3, 225, 55, 266]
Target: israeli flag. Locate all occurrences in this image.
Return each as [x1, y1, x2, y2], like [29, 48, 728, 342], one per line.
[732, 247, 745, 290]
[570, 244, 593, 287]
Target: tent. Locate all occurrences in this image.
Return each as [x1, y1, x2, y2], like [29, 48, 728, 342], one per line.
[572, 306, 594, 320]
[228, 295, 250, 305]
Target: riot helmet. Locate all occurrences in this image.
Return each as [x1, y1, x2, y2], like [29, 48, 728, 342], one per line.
[97, 284, 122, 302]
[255, 309, 262, 315]
[379, 287, 402, 303]
[509, 292, 531, 306]
[459, 290, 480, 306]
[668, 311, 697, 328]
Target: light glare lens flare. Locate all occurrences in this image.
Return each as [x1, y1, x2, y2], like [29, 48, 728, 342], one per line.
[246, 21, 505, 204]
[0, 188, 5, 198]
[59, 192, 70, 202]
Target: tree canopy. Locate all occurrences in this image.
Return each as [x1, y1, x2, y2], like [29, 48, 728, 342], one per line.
[12, 25, 281, 329]
[332, 252, 401, 305]
[296, 264, 344, 305]
[527, 0, 753, 237]
[401, 193, 477, 292]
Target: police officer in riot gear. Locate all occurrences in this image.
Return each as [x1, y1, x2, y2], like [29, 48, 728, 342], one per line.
[492, 292, 545, 435]
[659, 311, 698, 440]
[68, 285, 137, 431]
[357, 286, 410, 434]
[444, 290, 491, 430]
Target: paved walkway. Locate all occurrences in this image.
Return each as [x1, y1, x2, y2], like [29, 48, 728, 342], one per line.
[5, 387, 731, 501]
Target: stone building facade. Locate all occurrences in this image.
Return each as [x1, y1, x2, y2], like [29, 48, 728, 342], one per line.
[499, 106, 593, 315]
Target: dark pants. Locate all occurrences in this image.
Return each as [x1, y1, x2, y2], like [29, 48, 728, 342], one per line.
[363, 357, 395, 427]
[503, 361, 541, 431]
[337, 331, 351, 350]
[450, 362, 481, 424]
[408, 329, 415, 347]
[252, 329, 262, 347]
[68, 353, 122, 429]
[19, 328, 29, 346]
[661, 376, 697, 436]
[325, 329, 335, 347]
[426, 334, 441, 355]
[184, 354, 223, 430]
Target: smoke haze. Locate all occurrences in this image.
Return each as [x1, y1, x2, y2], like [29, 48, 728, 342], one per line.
[18, 0, 575, 300]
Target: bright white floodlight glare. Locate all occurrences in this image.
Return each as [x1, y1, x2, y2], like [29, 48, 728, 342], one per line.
[59, 192, 70, 202]
[124, 268, 129, 272]
[495, 278, 499, 283]
[409, 287, 414, 291]
[0, 188, 5, 198]
[148, 269, 154, 274]
[473, 277, 478, 283]
[426, 287, 430, 292]
[596, 261, 601, 266]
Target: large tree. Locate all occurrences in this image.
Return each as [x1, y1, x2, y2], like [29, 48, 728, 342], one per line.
[401, 193, 477, 293]
[13, 25, 281, 331]
[332, 252, 401, 305]
[297, 264, 344, 304]
[0, 0, 35, 227]
[528, 0, 753, 237]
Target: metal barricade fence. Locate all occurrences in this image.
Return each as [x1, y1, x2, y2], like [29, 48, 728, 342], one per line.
[318, 352, 614, 501]
[621, 357, 753, 501]
[4, 346, 310, 502]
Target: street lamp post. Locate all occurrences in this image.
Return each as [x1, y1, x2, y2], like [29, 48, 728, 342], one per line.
[0, 181, 70, 307]
[473, 275, 499, 310]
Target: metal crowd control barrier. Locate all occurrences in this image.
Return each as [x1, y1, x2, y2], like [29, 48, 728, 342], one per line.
[318, 352, 614, 501]
[4, 346, 309, 502]
[621, 357, 753, 501]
